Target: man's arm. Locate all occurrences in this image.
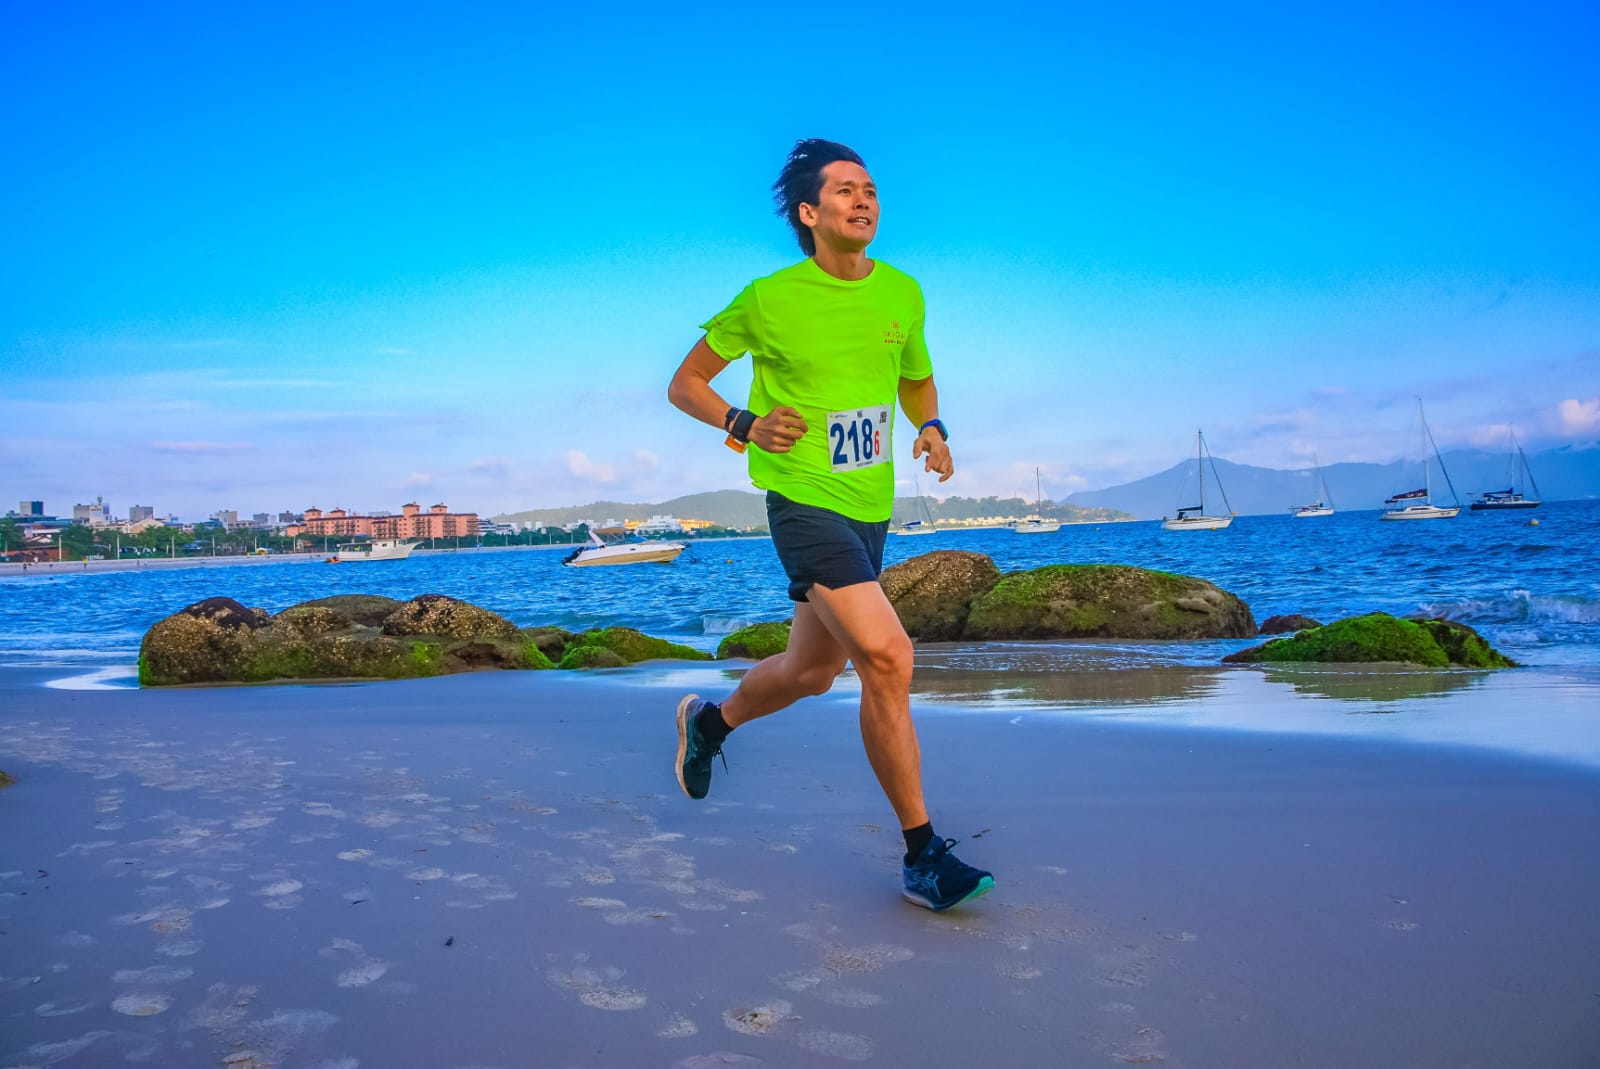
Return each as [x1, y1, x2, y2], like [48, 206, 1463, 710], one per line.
[668, 338, 808, 452]
[898, 374, 953, 482]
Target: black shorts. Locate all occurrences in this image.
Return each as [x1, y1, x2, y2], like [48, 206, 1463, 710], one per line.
[766, 491, 889, 603]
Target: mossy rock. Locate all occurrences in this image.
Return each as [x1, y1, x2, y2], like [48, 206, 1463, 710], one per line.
[283, 594, 404, 628]
[382, 594, 519, 641]
[717, 621, 791, 660]
[879, 550, 1003, 641]
[964, 564, 1255, 640]
[575, 627, 710, 664]
[558, 644, 628, 669]
[244, 628, 433, 681]
[441, 638, 554, 671]
[0, 770, 14, 789]
[519, 626, 580, 663]
[139, 597, 273, 685]
[271, 605, 352, 638]
[1416, 619, 1519, 668]
[1223, 613, 1516, 667]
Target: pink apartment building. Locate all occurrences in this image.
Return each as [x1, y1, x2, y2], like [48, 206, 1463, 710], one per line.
[287, 503, 479, 541]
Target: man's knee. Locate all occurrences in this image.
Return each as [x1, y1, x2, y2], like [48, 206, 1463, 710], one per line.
[853, 633, 913, 687]
[794, 657, 846, 697]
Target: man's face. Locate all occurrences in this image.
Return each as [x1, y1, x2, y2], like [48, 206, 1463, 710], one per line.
[799, 160, 878, 252]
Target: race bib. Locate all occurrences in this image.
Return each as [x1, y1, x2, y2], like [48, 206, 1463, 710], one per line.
[827, 404, 892, 472]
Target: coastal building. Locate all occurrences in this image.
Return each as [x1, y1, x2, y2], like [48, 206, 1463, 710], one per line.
[630, 514, 685, 533]
[72, 499, 111, 526]
[14, 501, 44, 518]
[287, 502, 479, 541]
[129, 505, 155, 524]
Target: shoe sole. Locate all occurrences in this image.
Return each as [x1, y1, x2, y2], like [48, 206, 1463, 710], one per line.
[902, 874, 996, 912]
[674, 693, 700, 799]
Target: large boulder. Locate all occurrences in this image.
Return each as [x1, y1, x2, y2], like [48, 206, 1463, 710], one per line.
[717, 621, 791, 660]
[381, 594, 519, 641]
[1223, 613, 1517, 668]
[879, 551, 1003, 641]
[519, 626, 580, 663]
[963, 564, 1254, 640]
[139, 597, 273, 685]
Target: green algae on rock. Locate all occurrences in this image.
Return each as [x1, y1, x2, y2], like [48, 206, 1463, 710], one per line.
[1223, 613, 1518, 668]
[140, 596, 684, 685]
[0, 770, 14, 789]
[964, 563, 1255, 640]
[717, 621, 792, 660]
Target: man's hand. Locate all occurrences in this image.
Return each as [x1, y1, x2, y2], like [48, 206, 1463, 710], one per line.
[750, 407, 808, 452]
[913, 428, 954, 482]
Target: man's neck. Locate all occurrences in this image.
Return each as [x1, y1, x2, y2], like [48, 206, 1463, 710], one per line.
[811, 246, 873, 281]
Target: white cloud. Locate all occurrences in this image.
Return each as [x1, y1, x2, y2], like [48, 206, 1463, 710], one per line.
[631, 449, 661, 471]
[1554, 397, 1600, 435]
[405, 471, 434, 488]
[563, 450, 616, 483]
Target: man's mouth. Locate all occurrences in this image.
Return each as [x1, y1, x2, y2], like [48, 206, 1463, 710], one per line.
[848, 216, 873, 225]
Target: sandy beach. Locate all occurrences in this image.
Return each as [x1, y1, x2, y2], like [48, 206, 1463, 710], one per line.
[2, 663, 1597, 1068]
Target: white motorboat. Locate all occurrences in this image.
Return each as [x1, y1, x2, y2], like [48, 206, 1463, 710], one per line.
[563, 532, 686, 567]
[1163, 430, 1235, 531]
[1291, 452, 1336, 517]
[1012, 468, 1060, 534]
[1380, 399, 1461, 521]
[331, 539, 420, 562]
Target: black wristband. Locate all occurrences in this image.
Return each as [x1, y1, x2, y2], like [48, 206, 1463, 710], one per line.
[723, 406, 741, 432]
[730, 409, 757, 444]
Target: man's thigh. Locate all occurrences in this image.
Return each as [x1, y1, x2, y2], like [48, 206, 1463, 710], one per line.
[804, 580, 909, 664]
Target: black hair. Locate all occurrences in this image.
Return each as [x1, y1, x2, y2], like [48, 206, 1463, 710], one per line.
[772, 138, 866, 256]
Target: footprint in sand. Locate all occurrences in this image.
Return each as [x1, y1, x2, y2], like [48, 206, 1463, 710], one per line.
[112, 992, 173, 1016]
[320, 938, 390, 988]
[545, 955, 648, 1012]
[721, 1000, 793, 1036]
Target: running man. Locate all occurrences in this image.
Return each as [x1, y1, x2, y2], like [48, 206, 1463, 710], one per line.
[666, 138, 994, 911]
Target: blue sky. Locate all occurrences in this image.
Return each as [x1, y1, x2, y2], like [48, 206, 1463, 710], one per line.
[3, 2, 1597, 520]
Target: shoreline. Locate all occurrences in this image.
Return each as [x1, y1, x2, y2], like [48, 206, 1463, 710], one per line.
[2, 665, 1596, 1066]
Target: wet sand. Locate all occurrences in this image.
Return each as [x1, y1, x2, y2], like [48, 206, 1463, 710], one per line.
[2, 664, 1597, 1067]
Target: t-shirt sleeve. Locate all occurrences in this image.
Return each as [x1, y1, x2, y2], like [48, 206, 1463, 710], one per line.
[699, 284, 761, 361]
[899, 285, 933, 380]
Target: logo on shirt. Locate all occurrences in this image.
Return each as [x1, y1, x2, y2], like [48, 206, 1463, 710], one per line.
[883, 320, 905, 346]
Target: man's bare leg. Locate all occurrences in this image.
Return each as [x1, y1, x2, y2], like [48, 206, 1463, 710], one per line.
[719, 602, 848, 729]
[799, 581, 928, 831]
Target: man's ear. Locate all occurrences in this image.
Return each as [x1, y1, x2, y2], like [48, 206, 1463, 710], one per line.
[796, 201, 818, 228]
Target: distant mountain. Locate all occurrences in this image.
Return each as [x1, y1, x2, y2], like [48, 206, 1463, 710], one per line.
[1067, 445, 1600, 519]
[495, 490, 770, 529]
[496, 489, 1133, 529]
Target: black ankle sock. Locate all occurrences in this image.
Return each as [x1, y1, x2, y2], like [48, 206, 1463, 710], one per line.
[695, 702, 732, 747]
[902, 822, 934, 865]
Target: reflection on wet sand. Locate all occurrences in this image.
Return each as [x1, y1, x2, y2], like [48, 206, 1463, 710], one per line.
[910, 642, 1223, 707]
[1250, 664, 1488, 704]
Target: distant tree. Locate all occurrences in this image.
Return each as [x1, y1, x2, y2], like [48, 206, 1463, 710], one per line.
[59, 524, 96, 559]
[0, 518, 22, 552]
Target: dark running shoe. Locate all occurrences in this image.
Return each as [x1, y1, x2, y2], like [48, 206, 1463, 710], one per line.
[902, 837, 995, 911]
[675, 694, 725, 800]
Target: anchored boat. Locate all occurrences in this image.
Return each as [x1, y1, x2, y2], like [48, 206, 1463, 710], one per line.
[1163, 430, 1235, 531]
[330, 539, 420, 562]
[1381, 400, 1461, 521]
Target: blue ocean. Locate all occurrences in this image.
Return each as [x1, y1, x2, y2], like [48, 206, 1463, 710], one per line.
[2, 500, 1597, 670]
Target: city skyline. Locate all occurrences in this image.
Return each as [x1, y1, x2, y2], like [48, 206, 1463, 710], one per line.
[3, 4, 1596, 516]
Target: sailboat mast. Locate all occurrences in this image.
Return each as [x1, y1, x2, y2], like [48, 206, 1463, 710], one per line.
[1196, 431, 1204, 513]
[1418, 400, 1460, 505]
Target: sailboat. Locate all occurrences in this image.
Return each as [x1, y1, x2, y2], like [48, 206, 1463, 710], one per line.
[1011, 468, 1060, 534]
[1291, 453, 1335, 517]
[1470, 428, 1542, 511]
[1380, 399, 1461, 521]
[895, 476, 940, 535]
[1163, 430, 1234, 531]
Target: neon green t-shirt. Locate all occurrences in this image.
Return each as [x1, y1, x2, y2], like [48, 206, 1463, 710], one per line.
[701, 258, 933, 523]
